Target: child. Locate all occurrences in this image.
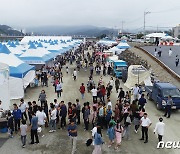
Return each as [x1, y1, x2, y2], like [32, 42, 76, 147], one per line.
[107, 123, 115, 148]
[20, 120, 27, 148]
[7, 112, 14, 138]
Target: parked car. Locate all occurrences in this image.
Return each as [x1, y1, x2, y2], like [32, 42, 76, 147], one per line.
[145, 82, 180, 110]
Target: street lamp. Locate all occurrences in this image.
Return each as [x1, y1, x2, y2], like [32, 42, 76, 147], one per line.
[144, 11, 151, 34]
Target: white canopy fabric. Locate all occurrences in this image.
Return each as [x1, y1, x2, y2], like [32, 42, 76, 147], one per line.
[108, 55, 119, 61]
[8, 46, 25, 55]
[146, 33, 173, 39]
[124, 65, 151, 89]
[21, 36, 72, 43]
[0, 63, 10, 110]
[98, 39, 117, 46]
[0, 53, 23, 67]
[20, 48, 51, 57]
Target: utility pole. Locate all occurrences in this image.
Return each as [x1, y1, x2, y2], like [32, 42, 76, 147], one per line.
[122, 21, 124, 36]
[144, 11, 151, 34]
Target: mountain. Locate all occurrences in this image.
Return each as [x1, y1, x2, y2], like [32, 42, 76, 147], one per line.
[25, 25, 118, 37]
[0, 25, 24, 36]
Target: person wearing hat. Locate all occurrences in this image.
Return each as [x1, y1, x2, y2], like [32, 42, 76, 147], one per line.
[154, 117, 165, 142]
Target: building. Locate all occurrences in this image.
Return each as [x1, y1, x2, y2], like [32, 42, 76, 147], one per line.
[172, 24, 180, 38]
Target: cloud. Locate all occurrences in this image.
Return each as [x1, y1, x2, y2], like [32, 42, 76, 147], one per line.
[0, 0, 180, 30]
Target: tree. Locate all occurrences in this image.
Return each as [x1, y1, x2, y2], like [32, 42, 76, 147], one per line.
[136, 33, 144, 39]
[97, 34, 107, 39]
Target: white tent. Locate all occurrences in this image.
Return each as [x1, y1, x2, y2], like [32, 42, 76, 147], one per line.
[0, 63, 10, 110]
[0, 45, 35, 99]
[107, 55, 119, 61]
[21, 36, 72, 43]
[124, 65, 152, 89]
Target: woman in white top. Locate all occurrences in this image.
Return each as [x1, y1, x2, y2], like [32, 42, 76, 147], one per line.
[56, 82, 62, 98]
[169, 48, 173, 57]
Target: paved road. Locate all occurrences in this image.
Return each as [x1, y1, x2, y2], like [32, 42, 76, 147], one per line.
[0, 48, 180, 154]
[142, 46, 180, 75]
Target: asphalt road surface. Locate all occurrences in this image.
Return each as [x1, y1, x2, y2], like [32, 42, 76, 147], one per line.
[142, 46, 180, 75]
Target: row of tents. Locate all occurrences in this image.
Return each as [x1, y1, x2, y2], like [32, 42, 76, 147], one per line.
[97, 38, 130, 54]
[0, 36, 82, 110]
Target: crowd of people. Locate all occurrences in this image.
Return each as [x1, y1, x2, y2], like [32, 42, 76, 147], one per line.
[4, 42, 166, 154]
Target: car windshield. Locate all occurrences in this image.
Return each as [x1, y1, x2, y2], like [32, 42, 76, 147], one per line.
[116, 66, 127, 72]
[163, 88, 180, 98]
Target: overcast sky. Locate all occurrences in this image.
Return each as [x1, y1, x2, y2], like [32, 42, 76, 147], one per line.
[1, 0, 180, 30]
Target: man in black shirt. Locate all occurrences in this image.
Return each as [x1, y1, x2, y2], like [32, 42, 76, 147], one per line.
[118, 88, 125, 101]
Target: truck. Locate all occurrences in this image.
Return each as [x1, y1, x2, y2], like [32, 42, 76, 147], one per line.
[112, 60, 128, 78]
[145, 82, 180, 110]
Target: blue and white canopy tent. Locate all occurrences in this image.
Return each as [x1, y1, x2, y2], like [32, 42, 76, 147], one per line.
[7, 41, 24, 56]
[98, 38, 117, 47]
[109, 41, 130, 54]
[19, 43, 55, 68]
[0, 45, 35, 99]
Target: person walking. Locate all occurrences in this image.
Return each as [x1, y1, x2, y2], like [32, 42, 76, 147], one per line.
[73, 69, 77, 81]
[91, 86, 97, 103]
[138, 94, 147, 109]
[107, 123, 115, 148]
[105, 105, 112, 128]
[118, 88, 125, 101]
[7, 112, 14, 138]
[154, 48, 157, 57]
[79, 83, 85, 99]
[92, 127, 104, 154]
[68, 119, 78, 154]
[123, 112, 132, 140]
[60, 101, 67, 129]
[30, 111, 39, 144]
[36, 107, 47, 137]
[139, 113, 152, 143]
[76, 99, 81, 125]
[154, 117, 165, 142]
[115, 77, 120, 93]
[175, 55, 179, 67]
[56, 81, 62, 98]
[83, 105, 90, 131]
[164, 95, 173, 118]
[19, 99, 27, 121]
[12, 104, 21, 132]
[49, 105, 57, 133]
[132, 84, 139, 100]
[20, 120, 27, 148]
[168, 48, 173, 57]
[98, 103, 104, 129]
[115, 120, 123, 150]
[38, 90, 46, 108]
[158, 47, 162, 57]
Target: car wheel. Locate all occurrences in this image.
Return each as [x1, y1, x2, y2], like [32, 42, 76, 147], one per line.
[156, 103, 161, 110]
[147, 93, 151, 100]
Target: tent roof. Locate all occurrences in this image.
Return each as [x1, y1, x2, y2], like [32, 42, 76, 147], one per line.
[146, 33, 172, 38]
[0, 45, 11, 54]
[9, 42, 16, 47]
[28, 43, 37, 49]
[0, 53, 34, 78]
